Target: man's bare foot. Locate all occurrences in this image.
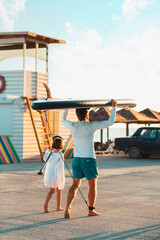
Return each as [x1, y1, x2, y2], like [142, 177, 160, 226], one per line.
[88, 210, 100, 216]
[44, 203, 49, 213]
[57, 207, 64, 211]
[64, 210, 71, 218]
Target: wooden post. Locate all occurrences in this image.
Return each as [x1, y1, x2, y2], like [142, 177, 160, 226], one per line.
[46, 44, 49, 74]
[107, 127, 109, 141]
[35, 42, 38, 72]
[100, 129, 103, 150]
[25, 97, 43, 161]
[23, 42, 26, 96]
[23, 42, 26, 71]
[126, 123, 129, 136]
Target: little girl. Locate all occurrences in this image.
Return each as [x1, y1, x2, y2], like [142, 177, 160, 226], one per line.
[43, 136, 65, 213]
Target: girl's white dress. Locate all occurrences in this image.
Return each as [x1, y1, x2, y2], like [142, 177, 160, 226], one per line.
[43, 150, 65, 190]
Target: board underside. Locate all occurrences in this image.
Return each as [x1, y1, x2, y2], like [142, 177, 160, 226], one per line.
[31, 99, 137, 111]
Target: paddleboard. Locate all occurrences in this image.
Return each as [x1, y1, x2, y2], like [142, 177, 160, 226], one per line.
[31, 99, 137, 111]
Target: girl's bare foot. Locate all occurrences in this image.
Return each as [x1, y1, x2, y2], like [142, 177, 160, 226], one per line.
[44, 203, 49, 213]
[88, 210, 100, 216]
[57, 207, 64, 211]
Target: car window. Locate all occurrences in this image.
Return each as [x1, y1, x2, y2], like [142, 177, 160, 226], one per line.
[139, 129, 156, 138]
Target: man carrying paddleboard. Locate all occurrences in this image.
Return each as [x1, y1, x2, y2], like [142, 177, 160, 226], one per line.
[62, 99, 117, 218]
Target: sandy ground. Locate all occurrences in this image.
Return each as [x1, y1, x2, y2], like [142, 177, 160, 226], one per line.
[0, 154, 160, 240]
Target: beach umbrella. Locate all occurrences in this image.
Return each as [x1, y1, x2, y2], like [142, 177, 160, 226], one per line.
[140, 108, 160, 120]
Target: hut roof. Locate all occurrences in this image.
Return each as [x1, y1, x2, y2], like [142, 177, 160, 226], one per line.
[140, 108, 160, 120]
[89, 107, 159, 124]
[115, 112, 127, 123]
[0, 31, 66, 61]
[89, 107, 110, 122]
[0, 31, 66, 45]
[89, 107, 129, 123]
[117, 108, 158, 123]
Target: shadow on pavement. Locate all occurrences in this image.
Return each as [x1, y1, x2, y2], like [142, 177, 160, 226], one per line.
[69, 224, 160, 239]
[0, 215, 88, 234]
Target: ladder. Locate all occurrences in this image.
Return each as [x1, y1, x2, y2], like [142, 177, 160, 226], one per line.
[39, 110, 52, 152]
[25, 97, 51, 161]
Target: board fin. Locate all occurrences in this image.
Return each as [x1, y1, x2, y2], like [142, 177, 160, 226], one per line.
[43, 82, 52, 99]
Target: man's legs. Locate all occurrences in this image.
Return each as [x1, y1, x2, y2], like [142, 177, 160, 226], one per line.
[64, 178, 81, 218]
[88, 178, 100, 216]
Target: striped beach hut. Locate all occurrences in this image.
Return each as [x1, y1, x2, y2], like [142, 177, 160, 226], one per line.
[0, 31, 67, 163]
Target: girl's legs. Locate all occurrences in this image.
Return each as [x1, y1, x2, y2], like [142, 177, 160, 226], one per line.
[56, 188, 64, 211]
[88, 178, 100, 216]
[44, 187, 55, 213]
[65, 178, 81, 218]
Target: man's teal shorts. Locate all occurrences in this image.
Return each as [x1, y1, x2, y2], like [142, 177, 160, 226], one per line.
[72, 157, 98, 180]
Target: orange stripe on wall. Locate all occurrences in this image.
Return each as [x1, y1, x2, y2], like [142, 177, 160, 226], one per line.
[2, 137, 17, 163]
[64, 136, 74, 159]
[64, 136, 71, 154]
[64, 136, 73, 155]
[67, 148, 74, 159]
[64, 138, 73, 156]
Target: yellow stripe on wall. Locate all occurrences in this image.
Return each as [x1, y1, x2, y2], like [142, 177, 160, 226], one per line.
[0, 144, 10, 164]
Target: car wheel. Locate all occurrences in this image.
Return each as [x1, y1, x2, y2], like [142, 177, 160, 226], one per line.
[129, 146, 141, 158]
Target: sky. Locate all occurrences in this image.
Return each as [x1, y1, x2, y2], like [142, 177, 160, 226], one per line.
[0, 0, 160, 111]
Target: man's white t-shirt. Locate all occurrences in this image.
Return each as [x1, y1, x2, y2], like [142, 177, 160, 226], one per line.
[62, 107, 116, 158]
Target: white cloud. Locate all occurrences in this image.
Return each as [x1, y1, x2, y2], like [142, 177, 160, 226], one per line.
[49, 28, 160, 111]
[122, 0, 150, 20]
[108, 2, 112, 7]
[74, 29, 103, 53]
[112, 14, 120, 21]
[65, 22, 74, 34]
[0, 0, 26, 31]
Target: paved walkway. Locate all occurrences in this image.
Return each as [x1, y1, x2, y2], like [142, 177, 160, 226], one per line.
[0, 155, 160, 240]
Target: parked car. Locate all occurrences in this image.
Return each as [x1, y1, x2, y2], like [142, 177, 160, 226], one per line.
[114, 127, 160, 158]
